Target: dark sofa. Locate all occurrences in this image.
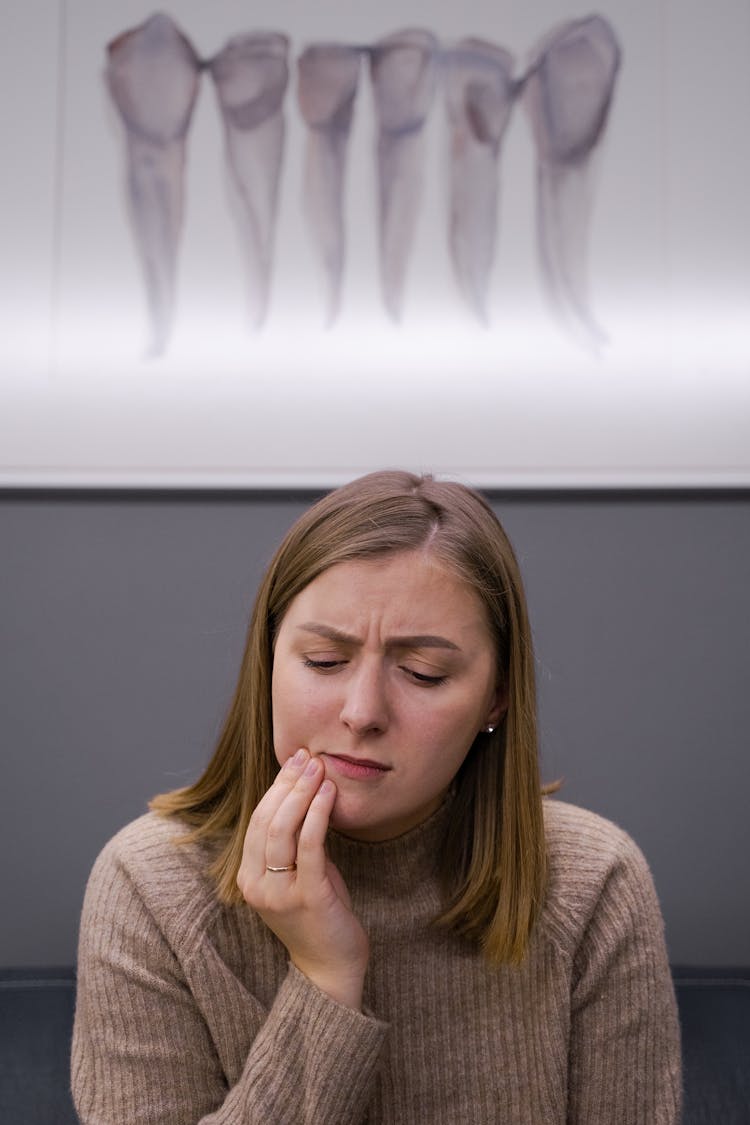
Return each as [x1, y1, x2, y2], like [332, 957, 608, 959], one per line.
[1, 967, 747, 1124]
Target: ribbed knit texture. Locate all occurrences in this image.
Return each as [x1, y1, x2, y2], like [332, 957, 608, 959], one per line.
[71, 798, 682, 1123]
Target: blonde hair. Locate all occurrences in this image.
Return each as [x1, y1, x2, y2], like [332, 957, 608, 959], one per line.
[151, 470, 547, 964]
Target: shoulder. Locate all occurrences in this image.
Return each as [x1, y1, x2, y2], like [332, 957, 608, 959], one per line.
[540, 799, 660, 956]
[542, 797, 647, 872]
[82, 813, 221, 951]
[91, 811, 208, 875]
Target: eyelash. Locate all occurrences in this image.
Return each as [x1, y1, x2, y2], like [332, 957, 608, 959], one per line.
[302, 657, 342, 672]
[302, 657, 447, 687]
[407, 670, 447, 686]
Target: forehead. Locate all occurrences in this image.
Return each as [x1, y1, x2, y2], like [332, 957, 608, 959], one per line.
[285, 550, 489, 635]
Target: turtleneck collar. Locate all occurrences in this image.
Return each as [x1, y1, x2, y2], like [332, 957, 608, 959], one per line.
[326, 791, 455, 900]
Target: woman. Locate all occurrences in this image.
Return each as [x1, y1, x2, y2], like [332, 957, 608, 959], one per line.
[72, 470, 682, 1123]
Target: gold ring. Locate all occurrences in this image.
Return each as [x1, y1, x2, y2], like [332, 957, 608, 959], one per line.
[265, 863, 297, 873]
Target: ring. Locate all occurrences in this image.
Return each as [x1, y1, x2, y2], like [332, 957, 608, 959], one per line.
[265, 863, 297, 873]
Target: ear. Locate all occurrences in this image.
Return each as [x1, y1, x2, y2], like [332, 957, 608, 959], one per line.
[484, 683, 508, 729]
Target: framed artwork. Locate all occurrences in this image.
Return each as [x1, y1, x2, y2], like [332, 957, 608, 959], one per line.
[1, 0, 749, 487]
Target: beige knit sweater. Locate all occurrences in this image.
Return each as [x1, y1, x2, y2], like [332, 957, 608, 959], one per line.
[71, 798, 681, 1123]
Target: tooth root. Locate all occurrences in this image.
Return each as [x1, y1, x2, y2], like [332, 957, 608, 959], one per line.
[106, 14, 201, 356]
[522, 15, 621, 345]
[444, 39, 517, 322]
[209, 33, 290, 330]
[369, 29, 439, 321]
[297, 45, 362, 325]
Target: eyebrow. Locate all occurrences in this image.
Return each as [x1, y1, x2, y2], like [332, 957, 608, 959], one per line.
[297, 622, 461, 651]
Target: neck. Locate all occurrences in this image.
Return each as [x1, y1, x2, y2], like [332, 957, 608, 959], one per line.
[327, 794, 454, 898]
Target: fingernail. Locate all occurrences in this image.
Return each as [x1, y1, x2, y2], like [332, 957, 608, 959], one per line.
[283, 749, 306, 770]
[304, 757, 319, 777]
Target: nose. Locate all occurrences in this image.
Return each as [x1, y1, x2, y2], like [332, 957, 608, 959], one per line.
[339, 659, 390, 737]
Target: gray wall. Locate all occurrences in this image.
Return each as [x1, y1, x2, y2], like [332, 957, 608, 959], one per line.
[2, 491, 749, 967]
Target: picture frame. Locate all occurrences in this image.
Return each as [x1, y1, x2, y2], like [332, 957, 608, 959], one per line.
[1, 0, 749, 488]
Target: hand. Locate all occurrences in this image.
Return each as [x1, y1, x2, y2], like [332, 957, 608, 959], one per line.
[237, 749, 369, 1009]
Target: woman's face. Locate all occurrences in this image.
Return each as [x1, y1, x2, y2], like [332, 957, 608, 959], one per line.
[271, 550, 504, 842]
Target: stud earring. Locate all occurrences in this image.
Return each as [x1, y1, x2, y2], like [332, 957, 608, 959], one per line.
[483, 724, 496, 734]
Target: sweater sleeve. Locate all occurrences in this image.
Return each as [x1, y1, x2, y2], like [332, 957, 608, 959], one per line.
[71, 834, 388, 1125]
[566, 833, 682, 1124]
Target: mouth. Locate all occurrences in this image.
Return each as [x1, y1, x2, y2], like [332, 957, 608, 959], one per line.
[320, 753, 391, 780]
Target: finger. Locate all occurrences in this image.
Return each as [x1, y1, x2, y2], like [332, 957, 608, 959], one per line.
[295, 778, 337, 882]
[242, 749, 309, 878]
[264, 756, 327, 870]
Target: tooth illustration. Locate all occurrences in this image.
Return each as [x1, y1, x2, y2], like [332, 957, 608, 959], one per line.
[106, 13, 201, 356]
[297, 44, 362, 325]
[368, 29, 439, 321]
[522, 15, 621, 346]
[209, 33, 289, 330]
[444, 39, 517, 322]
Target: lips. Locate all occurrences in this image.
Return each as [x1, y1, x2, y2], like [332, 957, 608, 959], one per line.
[321, 753, 391, 780]
[333, 754, 389, 769]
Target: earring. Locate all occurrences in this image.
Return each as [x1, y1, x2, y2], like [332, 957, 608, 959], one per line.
[483, 724, 496, 734]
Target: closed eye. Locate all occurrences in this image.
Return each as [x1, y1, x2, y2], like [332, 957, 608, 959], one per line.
[402, 667, 448, 686]
[302, 656, 346, 672]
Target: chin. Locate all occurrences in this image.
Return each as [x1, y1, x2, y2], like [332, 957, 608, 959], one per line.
[327, 798, 385, 841]
[328, 801, 367, 834]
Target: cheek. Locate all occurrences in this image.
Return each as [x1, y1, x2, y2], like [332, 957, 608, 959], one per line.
[270, 663, 300, 763]
[271, 665, 334, 761]
[413, 704, 479, 765]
